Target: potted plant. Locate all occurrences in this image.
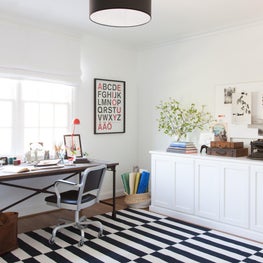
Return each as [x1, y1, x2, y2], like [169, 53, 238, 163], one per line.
[156, 98, 214, 141]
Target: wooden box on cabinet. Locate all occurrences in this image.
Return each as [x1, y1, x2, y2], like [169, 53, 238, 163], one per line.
[210, 141, 244, 149]
[207, 147, 248, 157]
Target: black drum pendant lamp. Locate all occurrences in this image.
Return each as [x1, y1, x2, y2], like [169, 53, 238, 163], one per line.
[89, 0, 152, 27]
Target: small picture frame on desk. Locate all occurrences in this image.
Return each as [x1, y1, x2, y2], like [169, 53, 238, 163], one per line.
[64, 134, 83, 158]
[0, 157, 8, 165]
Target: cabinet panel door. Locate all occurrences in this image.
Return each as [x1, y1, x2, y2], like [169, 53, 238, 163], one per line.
[251, 166, 263, 233]
[195, 160, 220, 220]
[221, 164, 250, 228]
[174, 158, 195, 214]
[151, 156, 175, 209]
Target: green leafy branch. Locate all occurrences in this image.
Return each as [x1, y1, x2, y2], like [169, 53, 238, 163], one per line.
[156, 98, 214, 141]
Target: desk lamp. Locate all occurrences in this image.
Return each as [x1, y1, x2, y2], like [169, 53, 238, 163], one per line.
[72, 118, 80, 134]
[71, 118, 80, 153]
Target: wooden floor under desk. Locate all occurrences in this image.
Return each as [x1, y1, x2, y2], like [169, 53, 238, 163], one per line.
[18, 197, 128, 234]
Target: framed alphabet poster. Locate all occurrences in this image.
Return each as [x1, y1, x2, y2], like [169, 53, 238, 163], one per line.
[94, 78, 125, 134]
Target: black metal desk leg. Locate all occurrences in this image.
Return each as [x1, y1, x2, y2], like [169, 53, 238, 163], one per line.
[112, 167, 116, 219]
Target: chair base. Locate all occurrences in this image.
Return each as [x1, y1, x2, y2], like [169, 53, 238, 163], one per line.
[49, 216, 103, 247]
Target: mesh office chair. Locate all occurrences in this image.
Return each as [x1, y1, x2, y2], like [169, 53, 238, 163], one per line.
[45, 164, 107, 246]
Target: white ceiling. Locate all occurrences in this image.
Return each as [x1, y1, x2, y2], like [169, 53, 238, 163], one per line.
[1, 0, 263, 49]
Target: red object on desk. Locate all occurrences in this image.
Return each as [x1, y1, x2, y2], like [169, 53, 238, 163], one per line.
[71, 118, 80, 152]
[72, 118, 80, 126]
[13, 160, 21, 166]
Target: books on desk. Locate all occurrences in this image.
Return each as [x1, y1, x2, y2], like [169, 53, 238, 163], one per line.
[167, 141, 198, 154]
[2, 166, 31, 173]
[2, 162, 64, 173]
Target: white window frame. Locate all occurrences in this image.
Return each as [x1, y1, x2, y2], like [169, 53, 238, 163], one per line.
[0, 77, 74, 157]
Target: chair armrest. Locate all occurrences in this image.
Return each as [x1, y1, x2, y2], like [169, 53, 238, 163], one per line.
[54, 180, 79, 208]
[55, 179, 78, 186]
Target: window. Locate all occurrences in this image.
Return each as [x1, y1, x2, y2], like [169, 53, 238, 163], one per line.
[0, 78, 73, 156]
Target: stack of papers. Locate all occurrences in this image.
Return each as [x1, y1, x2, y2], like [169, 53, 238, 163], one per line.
[2, 159, 63, 173]
[35, 159, 61, 167]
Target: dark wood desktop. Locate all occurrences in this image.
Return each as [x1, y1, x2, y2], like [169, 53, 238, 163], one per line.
[0, 160, 119, 219]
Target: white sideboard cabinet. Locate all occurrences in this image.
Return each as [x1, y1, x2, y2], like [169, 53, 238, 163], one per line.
[150, 151, 263, 242]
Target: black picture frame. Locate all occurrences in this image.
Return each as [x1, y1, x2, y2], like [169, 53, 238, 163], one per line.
[64, 134, 83, 158]
[94, 78, 125, 134]
[0, 157, 8, 165]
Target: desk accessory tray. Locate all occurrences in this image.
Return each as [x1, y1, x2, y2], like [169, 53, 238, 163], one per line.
[73, 157, 90, 164]
[35, 159, 61, 167]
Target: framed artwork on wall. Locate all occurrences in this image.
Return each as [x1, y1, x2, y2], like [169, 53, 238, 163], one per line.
[94, 78, 126, 134]
[64, 134, 83, 157]
[215, 81, 263, 139]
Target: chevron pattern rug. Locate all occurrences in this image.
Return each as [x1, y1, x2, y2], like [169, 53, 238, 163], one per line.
[1, 208, 263, 263]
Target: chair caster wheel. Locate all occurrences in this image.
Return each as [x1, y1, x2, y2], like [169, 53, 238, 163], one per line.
[78, 240, 84, 247]
[49, 237, 55, 245]
[98, 230, 103, 238]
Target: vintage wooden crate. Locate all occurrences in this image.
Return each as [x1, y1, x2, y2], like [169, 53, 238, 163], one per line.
[207, 147, 248, 157]
[0, 212, 18, 255]
[210, 141, 244, 149]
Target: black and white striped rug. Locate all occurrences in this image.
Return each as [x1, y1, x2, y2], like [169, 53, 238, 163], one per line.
[1, 209, 263, 263]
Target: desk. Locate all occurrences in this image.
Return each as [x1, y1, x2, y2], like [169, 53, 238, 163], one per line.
[0, 160, 119, 219]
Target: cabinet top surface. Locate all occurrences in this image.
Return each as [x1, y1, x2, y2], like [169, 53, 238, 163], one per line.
[149, 150, 263, 166]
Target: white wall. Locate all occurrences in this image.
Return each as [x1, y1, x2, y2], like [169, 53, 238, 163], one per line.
[78, 35, 139, 199]
[0, 21, 139, 216]
[137, 22, 263, 170]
